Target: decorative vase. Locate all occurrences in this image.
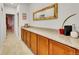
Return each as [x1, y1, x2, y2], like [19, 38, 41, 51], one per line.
[64, 25, 72, 36]
[70, 24, 78, 38]
[59, 28, 64, 34]
[24, 24, 30, 28]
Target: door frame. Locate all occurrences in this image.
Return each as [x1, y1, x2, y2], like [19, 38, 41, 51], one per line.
[5, 13, 19, 39]
[17, 12, 19, 38]
[5, 14, 15, 36]
[6, 14, 14, 32]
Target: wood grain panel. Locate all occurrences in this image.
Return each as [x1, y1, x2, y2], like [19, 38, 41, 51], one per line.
[38, 35, 49, 55]
[21, 29, 24, 41]
[26, 31, 31, 48]
[23, 30, 27, 44]
[30, 32, 38, 54]
[49, 40, 76, 55]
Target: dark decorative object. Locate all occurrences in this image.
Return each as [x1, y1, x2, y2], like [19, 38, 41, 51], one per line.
[24, 24, 30, 28]
[64, 25, 72, 36]
[40, 14, 45, 18]
[59, 13, 77, 35]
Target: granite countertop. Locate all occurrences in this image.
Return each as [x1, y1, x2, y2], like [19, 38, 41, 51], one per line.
[22, 26, 79, 50]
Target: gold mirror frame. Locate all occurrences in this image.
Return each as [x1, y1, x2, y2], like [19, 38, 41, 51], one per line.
[33, 3, 58, 21]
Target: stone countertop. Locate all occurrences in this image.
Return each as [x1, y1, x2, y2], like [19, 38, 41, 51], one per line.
[22, 26, 79, 50]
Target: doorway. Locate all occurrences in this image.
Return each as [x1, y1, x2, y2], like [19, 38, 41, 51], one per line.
[6, 14, 14, 33]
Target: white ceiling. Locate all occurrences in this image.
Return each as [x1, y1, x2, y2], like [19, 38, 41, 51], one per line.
[4, 3, 19, 8]
[4, 3, 31, 8]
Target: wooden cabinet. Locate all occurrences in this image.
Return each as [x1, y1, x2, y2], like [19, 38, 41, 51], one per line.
[26, 31, 31, 48]
[38, 35, 49, 55]
[49, 39, 76, 55]
[75, 49, 79, 55]
[21, 29, 24, 41]
[21, 29, 31, 48]
[23, 30, 27, 44]
[21, 28, 79, 55]
[30, 32, 38, 54]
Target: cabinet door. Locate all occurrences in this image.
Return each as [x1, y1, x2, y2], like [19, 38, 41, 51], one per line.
[49, 40, 76, 55]
[38, 35, 49, 55]
[26, 31, 31, 48]
[30, 32, 38, 54]
[23, 30, 27, 44]
[21, 29, 24, 41]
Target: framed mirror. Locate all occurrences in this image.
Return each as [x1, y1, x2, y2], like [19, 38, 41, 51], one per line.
[33, 3, 58, 21]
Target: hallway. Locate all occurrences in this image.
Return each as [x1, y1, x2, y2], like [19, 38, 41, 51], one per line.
[0, 32, 33, 55]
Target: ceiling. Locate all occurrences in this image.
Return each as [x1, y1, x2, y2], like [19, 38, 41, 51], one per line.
[4, 3, 19, 8]
[4, 3, 31, 8]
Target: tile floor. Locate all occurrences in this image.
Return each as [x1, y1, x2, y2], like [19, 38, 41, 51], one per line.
[0, 32, 33, 55]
